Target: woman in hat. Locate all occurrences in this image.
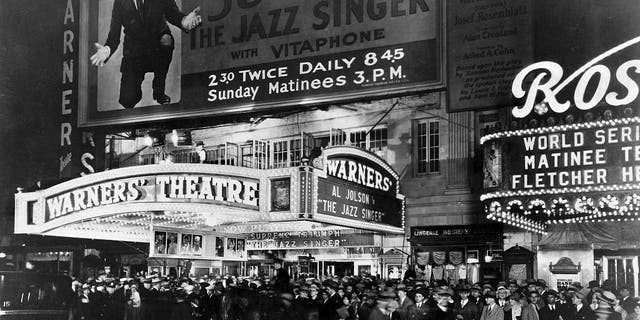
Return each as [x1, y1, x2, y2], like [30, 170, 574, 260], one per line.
[125, 284, 142, 320]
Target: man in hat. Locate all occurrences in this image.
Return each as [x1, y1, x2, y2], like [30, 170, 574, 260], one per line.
[539, 290, 564, 320]
[586, 281, 600, 305]
[103, 281, 123, 320]
[144, 277, 162, 320]
[480, 291, 504, 320]
[358, 291, 377, 320]
[410, 288, 431, 320]
[369, 298, 391, 320]
[618, 285, 636, 314]
[454, 285, 480, 320]
[471, 284, 486, 311]
[92, 279, 108, 320]
[428, 287, 455, 320]
[508, 280, 519, 294]
[594, 290, 622, 320]
[396, 284, 415, 320]
[521, 291, 541, 320]
[323, 281, 343, 320]
[537, 280, 549, 302]
[273, 259, 290, 293]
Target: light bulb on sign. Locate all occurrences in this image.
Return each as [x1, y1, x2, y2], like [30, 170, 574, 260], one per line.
[143, 134, 154, 146]
[171, 130, 179, 146]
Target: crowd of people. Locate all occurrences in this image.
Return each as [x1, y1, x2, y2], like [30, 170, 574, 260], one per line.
[68, 264, 640, 320]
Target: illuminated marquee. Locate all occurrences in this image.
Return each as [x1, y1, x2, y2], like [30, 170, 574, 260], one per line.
[482, 36, 640, 233]
[315, 147, 404, 232]
[43, 173, 261, 223]
[325, 159, 393, 192]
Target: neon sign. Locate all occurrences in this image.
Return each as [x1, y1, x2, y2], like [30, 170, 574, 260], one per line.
[511, 36, 640, 118]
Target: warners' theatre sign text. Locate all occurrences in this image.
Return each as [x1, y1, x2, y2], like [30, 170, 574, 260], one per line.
[45, 174, 260, 222]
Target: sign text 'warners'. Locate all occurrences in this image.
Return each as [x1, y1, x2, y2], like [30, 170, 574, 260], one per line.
[45, 174, 260, 221]
[326, 159, 392, 192]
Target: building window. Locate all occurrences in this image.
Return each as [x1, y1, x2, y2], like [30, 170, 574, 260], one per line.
[270, 138, 302, 168]
[290, 138, 302, 166]
[348, 127, 388, 156]
[272, 140, 288, 168]
[416, 119, 440, 174]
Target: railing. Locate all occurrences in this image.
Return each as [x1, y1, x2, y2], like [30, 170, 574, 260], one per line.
[110, 134, 388, 170]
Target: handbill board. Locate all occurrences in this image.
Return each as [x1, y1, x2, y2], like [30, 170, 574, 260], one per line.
[79, 0, 442, 126]
[446, 0, 533, 112]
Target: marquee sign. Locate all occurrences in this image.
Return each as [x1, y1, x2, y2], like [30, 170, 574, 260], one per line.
[13, 164, 302, 242]
[479, 34, 640, 234]
[245, 229, 375, 250]
[481, 117, 640, 234]
[315, 146, 404, 233]
[45, 173, 260, 223]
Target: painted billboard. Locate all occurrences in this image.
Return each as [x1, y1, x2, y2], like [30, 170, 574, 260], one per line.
[79, 0, 443, 126]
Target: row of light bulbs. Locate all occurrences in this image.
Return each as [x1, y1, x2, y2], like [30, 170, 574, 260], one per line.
[481, 183, 640, 201]
[480, 116, 640, 145]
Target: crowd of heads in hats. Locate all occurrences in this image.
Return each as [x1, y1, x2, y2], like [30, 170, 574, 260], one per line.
[65, 265, 640, 320]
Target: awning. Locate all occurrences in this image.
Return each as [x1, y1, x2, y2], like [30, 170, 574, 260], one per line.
[538, 222, 640, 250]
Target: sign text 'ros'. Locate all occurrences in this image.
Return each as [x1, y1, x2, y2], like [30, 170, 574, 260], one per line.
[511, 36, 640, 118]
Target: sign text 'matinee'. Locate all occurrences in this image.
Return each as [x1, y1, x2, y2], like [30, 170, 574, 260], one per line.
[45, 175, 259, 221]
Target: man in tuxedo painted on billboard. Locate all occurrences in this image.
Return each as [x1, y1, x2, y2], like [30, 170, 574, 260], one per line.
[90, 0, 201, 108]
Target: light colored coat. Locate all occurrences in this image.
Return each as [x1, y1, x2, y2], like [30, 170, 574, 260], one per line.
[480, 304, 505, 320]
[521, 303, 540, 320]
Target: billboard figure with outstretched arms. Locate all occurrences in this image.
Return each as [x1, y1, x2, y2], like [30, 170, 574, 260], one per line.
[90, 0, 201, 108]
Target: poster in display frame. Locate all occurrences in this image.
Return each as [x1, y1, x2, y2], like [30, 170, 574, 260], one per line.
[225, 237, 246, 259]
[154, 231, 167, 255]
[151, 230, 204, 258]
[215, 236, 224, 257]
[467, 250, 479, 264]
[271, 177, 291, 212]
[77, 0, 445, 127]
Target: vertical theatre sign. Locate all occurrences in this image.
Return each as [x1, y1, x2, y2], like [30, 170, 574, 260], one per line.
[316, 147, 404, 233]
[60, 0, 78, 178]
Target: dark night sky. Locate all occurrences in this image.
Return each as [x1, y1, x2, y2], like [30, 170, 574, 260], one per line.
[0, 1, 65, 227]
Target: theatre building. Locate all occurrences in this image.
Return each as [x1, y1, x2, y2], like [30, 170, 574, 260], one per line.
[15, 89, 496, 280]
[481, 34, 640, 297]
[9, 0, 508, 281]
